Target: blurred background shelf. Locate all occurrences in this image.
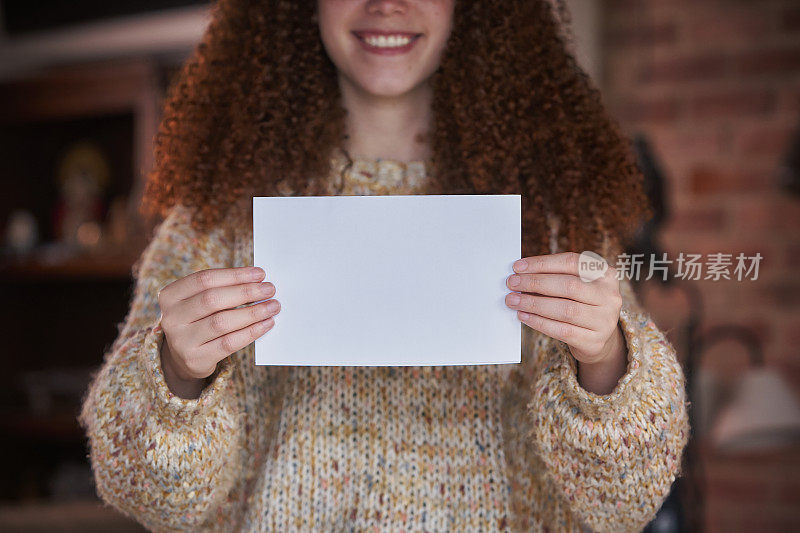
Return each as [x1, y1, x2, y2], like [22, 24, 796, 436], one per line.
[0, 249, 144, 281]
[0, 500, 146, 532]
[0, 5, 196, 526]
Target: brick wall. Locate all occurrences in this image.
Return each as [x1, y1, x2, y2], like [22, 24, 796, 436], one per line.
[599, 0, 800, 531]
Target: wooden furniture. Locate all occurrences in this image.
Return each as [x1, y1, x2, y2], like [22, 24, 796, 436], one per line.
[0, 57, 175, 509]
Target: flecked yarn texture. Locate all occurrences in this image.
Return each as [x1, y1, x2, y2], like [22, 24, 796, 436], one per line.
[79, 152, 690, 532]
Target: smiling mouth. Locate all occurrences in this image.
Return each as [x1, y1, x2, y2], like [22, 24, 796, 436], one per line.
[352, 31, 422, 50]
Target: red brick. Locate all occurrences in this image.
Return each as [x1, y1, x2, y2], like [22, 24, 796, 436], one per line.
[732, 199, 800, 234]
[739, 281, 800, 308]
[604, 0, 684, 9]
[702, 315, 774, 349]
[776, 360, 800, 393]
[686, 12, 772, 46]
[786, 243, 800, 269]
[703, 441, 800, 469]
[782, 318, 800, 346]
[706, 476, 774, 503]
[778, 480, 800, 506]
[772, 200, 800, 231]
[737, 46, 800, 77]
[703, 501, 742, 533]
[648, 126, 727, 160]
[689, 88, 776, 119]
[639, 53, 729, 84]
[604, 22, 677, 48]
[773, 348, 799, 369]
[737, 512, 800, 532]
[777, 84, 800, 114]
[605, 3, 800, 531]
[689, 166, 770, 195]
[602, 54, 642, 92]
[781, 7, 800, 32]
[665, 205, 726, 232]
[611, 96, 681, 123]
[731, 200, 771, 232]
[736, 125, 796, 157]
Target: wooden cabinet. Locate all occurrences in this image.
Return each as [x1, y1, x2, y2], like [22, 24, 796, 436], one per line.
[0, 56, 175, 504]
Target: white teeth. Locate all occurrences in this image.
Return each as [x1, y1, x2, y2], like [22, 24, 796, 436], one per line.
[364, 34, 413, 48]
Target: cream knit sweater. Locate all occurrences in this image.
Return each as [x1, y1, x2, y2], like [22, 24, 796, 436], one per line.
[80, 152, 690, 532]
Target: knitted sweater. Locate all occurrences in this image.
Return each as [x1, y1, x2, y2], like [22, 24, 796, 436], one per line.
[79, 152, 690, 533]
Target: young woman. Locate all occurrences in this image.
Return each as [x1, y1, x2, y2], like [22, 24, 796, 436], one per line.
[80, 1, 689, 531]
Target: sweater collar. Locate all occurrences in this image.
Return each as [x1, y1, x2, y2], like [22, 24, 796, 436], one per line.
[328, 147, 430, 195]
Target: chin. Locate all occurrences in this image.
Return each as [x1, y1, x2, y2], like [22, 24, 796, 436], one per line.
[355, 77, 421, 98]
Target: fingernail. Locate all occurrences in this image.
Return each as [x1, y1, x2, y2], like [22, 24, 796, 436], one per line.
[513, 259, 527, 272]
[250, 267, 265, 279]
[508, 275, 520, 287]
[258, 283, 273, 295]
[507, 293, 520, 306]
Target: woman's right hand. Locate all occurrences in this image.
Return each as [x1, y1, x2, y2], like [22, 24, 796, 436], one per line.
[157, 266, 280, 398]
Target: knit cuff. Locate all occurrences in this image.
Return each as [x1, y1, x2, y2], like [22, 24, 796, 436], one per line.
[140, 316, 235, 422]
[551, 302, 646, 419]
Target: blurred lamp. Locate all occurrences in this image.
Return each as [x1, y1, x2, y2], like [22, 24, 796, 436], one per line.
[711, 366, 800, 453]
[695, 324, 800, 454]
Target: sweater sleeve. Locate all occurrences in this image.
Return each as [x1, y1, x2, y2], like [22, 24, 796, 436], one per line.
[79, 204, 244, 532]
[526, 273, 690, 533]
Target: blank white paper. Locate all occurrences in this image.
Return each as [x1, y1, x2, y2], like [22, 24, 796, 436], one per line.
[252, 194, 521, 366]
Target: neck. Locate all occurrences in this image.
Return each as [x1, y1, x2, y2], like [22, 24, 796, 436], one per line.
[338, 74, 433, 163]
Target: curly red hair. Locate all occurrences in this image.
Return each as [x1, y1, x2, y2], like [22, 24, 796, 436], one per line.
[141, 0, 651, 260]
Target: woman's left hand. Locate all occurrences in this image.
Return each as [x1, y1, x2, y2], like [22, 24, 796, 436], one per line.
[505, 251, 628, 375]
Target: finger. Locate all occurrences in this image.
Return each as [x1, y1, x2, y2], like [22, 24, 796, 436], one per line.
[517, 310, 593, 347]
[190, 299, 281, 345]
[174, 281, 276, 324]
[513, 252, 581, 275]
[514, 252, 620, 289]
[505, 292, 601, 331]
[160, 266, 266, 305]
[506, 272, 602, 305]
[197, 316, 275, 361]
